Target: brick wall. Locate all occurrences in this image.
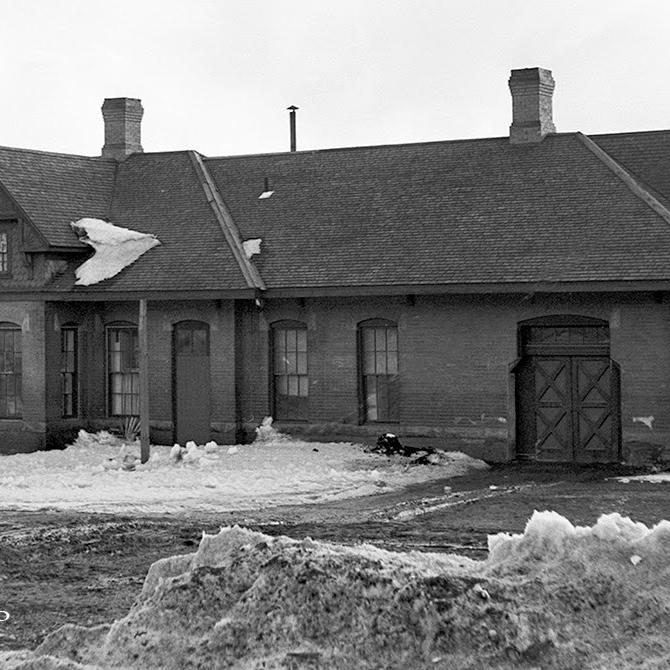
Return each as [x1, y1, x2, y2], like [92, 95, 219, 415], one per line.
[13, 291, 670, 461]
[236, 292, 670, 463]
[45, 299, 237, 448]
[0, 301, 46, 453]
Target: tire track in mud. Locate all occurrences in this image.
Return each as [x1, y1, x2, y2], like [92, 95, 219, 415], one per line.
[378, 481, 562, 521]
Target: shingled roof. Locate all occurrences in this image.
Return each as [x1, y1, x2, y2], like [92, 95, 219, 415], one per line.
[0, 147, 262, 294]
[2, 126, 670, 295]
[0, 146, 115, 247]
[63, 151, 261, 293]
[204, 131, 670, 290]
[589, 129, 670, 208]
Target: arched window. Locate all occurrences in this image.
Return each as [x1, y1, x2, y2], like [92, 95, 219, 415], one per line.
[271, 320, 308, 421]
[358, 319, 399, 422]
[106, 322, 138, 416]
[0, 322, 21, 417]
[61, 324, 79, 417]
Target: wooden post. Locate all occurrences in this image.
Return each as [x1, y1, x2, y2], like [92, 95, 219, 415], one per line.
[139, 299, 150, 464]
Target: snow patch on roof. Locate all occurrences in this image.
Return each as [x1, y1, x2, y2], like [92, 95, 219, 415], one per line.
[242, 237, 262, 259]
[71, 217, 161, 286]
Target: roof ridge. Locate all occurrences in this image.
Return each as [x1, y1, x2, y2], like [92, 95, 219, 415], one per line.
[187, 151, 265, 291]
[203, 132, 591, 162]
[589, 128, 670, 139]
[577, 132, 670, 227]
[203, 134, 580, 162]
[125, 149, 195, 158]
[0, 144, 114, 162]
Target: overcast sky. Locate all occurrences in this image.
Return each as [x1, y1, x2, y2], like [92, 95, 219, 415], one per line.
[1, 0, 669, 156]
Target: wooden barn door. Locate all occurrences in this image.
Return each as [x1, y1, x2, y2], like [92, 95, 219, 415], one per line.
[173, 321, 211, 445]
[516, 319, 621, 463]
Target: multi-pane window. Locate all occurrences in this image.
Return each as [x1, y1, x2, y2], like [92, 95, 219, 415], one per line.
[107, 325, 139, 416]
[359, 320, 399, 422]
[272, 322, 308, 420]
[61, 327, 78, 417]
[0, 323, 21, 417]
[0, 232, 8, 273]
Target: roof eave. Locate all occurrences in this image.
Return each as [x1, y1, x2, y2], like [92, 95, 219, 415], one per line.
[262, 280, 670, 298]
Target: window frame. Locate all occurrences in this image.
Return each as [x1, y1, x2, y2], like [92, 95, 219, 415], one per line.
[357, 318, 400, 424]
[60, 325, 79, 418]
[270, 320, 309, 422]
[173, 320, 210, 357]
[0, 223, 13, 276]
[0, 322, 22, 418]
[106, 322, 139, 417]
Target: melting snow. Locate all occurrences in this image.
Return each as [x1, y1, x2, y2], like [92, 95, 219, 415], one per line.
[0, 427, 487, 513]
[618, 472, 670, 483]
[632, 415, 654, 430]
[71, 217, 161, 285]
[5, 510, 670, 669]
[242, 237, 262, 258]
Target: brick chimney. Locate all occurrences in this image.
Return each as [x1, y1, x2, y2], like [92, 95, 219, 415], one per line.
[508, 68, 556, 144]
[101, 98, 144, 160]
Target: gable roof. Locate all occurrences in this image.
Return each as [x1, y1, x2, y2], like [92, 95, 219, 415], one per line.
[3, 127, 670, 295]
[48, 151, 261, 294]
[204, 132, 670, 290]
[0, 146, 116, 247]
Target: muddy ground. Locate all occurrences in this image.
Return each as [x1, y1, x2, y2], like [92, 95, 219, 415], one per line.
[1, 462, 668, 653]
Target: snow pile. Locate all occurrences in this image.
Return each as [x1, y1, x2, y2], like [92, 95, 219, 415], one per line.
[6, 511, 670, 669]
[0, 428, 486, 513]
[253, 415, 286, 442]
[71, 217, 160, 285]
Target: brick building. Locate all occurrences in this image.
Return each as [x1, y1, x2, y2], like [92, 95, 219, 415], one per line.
[1, 67, 669, 463]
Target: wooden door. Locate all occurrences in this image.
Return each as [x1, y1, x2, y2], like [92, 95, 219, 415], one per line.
[534, 357, 573, 461]
[573, 358, 620, 463]
[173, 321, 211, 445]
[516, 320, 620, 463]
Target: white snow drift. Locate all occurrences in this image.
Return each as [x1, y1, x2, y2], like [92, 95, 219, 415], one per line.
[71, 217, 160, 285]
[4, 510, 670, 669]
[0, 427, 487, 513]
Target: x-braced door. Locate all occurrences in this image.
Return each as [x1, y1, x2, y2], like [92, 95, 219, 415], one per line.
[533, 357, 572, 461]
[532, 357, 619, 462]
[516, 320, 621, 463]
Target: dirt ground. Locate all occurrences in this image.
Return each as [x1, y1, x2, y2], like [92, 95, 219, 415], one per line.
[1, 461, 668, 653]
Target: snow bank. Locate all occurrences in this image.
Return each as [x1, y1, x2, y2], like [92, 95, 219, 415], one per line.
[487, 509, 670, 571]
[0, 428, 486, 513]
[7, 510, 670, 669]
[71, 217, 160, 285]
